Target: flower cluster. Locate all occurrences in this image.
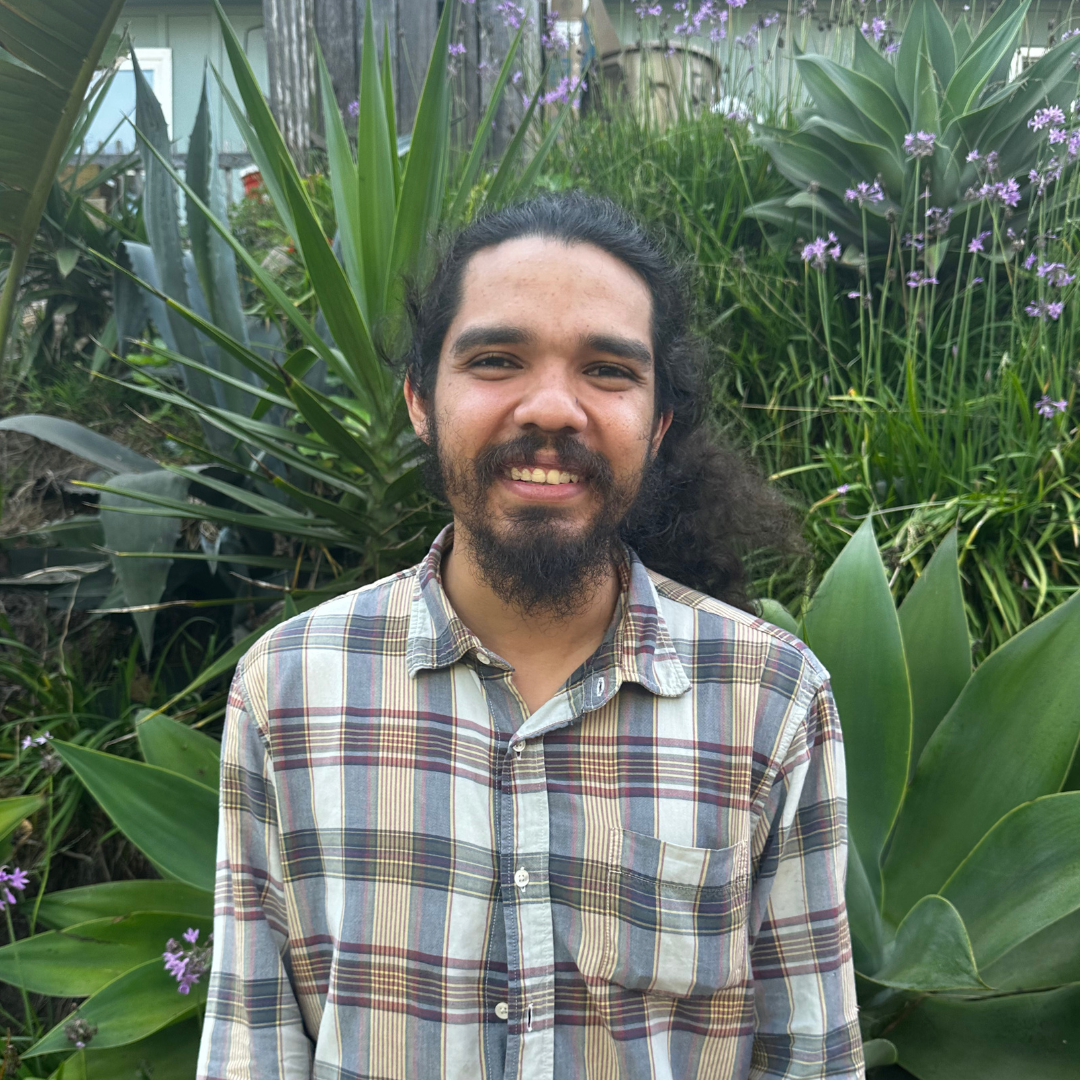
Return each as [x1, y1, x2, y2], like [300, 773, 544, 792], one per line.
[0, 866, 29, 909]
[1025, 299, 1065, 320]
[448, 42, 466, 57]
[1028, 106, 1066, 132]
[64, 1018, 98, 1050]
[496, 1, 526, 30]
[861, 16, 889, 42]
[925, 205, 952, 237]
[903, 131, 936, 158]
[541, 11, 569, 52]
[971, 176, 1021, 208]
[802, 233, 841, 270]
[906, 270, 938, 288]
[1029, 158, 1063, 198]
[537, 73, 587, 107]
[163, 928, 214, 995]
[844, 179, 885, 206]
[635, 2, 663, 16]
[1036, 395, 1068, 418]
[21, 731, 51, 750]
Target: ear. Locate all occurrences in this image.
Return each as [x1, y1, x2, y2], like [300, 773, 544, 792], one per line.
[404, 376, 431, 443]
[650, 408, 673, 457]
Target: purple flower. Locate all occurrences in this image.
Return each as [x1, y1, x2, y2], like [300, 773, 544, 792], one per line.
[844, 179, 885, 206]
[1035, 395, 1068, 417]
[1069, 131, 1080, 161]
[64, 1018, 97, 1050]
[977, 177, 1021, 208]
[0, 866, 29, 909]
[1028, 106, 1066, 132]
[884, 41, 899, 54]
[539, 73, 587, 107]
[970, 276, 984, 285]
[1026, 299, 1064, 320]
[906, 270, 938, 288]
[448, 41, 466, 56]
[347, 99, 359, 118]
[847, 290, 861, 299]
[1049, 127, 1068, 144]
[163, 930, 214, 995]
[541, 11, 569, 51]
[635, 1, 663, 15]
[801, 233, 841, 270]
[904, 131, 936, 158]
[496, 1, 526, 29]
[985, 151, 999, 174]
[1036, 261, 1076, 286]
[1030, 158, 1063, 198]
[968, 230, 992, 254]
[966, 148, 981, 163]
[836, 484, 851, 494]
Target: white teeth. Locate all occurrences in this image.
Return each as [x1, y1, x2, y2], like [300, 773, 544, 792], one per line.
[508, 467, 582, 485]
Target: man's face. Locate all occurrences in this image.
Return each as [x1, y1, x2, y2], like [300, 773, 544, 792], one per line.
[405, 237, 671, 614]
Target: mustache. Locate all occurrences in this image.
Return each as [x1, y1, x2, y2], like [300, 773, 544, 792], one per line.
[474, 433, 615, 489]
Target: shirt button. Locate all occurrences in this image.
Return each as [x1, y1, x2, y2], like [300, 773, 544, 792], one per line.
[514, 867, 530, 890]
[512, 741, 525, 755]
[476, 650, 490, 665]
[494, 1001, 509, 1020]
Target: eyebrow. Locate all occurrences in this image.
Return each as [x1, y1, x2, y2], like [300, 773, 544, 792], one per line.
[448, 324, 652, 366]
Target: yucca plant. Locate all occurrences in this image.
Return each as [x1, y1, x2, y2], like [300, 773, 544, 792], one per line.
[749, 0, 1080, 265]
[0, 0, 565, 664]
[782, 520, 1080, 1077]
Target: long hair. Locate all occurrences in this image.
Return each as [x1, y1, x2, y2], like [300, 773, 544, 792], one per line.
[396, 192, 802, 612]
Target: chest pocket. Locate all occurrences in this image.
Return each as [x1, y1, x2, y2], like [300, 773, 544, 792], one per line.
[601, 828, 751, 997]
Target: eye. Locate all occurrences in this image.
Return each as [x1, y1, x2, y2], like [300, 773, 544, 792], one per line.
[586, 362, 639, 382]
[467, 354, 519, 372]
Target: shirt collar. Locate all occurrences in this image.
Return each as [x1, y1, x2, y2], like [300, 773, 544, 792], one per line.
[406, 525, 691, 698]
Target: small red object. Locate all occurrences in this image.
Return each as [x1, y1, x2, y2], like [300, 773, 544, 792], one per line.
[242, 169, 263, 197]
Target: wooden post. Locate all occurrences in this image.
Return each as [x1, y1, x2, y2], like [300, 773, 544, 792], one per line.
[262, 0, 317, 166]
[313, 0, 358, 121]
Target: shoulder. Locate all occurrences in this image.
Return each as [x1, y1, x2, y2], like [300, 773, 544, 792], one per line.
[646, 567, 830, 693]
[234, 564, 419, 716]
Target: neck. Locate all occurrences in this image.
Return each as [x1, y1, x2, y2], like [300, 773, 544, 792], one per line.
[440, 522, 621, 669]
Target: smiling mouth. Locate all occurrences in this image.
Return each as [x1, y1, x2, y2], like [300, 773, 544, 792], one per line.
[508, 467, 581, 485]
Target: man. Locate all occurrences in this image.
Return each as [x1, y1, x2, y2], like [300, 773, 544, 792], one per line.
[198, 193, 864, 1079]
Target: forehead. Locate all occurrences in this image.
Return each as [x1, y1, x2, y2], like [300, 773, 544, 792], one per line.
[451, 237, 653, 341]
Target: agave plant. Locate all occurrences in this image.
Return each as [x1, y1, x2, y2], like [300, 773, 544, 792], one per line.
[0, 0, 563, 662]
[782, 521, 1080, 1077]
[749, 0, 1080, 269]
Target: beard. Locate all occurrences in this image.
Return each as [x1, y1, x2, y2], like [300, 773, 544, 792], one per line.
[423, 421, 656, 619]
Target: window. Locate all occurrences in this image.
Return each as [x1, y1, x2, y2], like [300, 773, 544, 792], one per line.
[82, 48, 173, 156]
[1010, 45, 1046, 81]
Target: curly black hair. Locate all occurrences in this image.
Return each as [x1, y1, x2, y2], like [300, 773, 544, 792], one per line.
[396, 191, 802, 612]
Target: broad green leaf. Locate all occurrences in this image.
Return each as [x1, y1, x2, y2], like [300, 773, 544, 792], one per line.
[846, 836, 887, 975]
[911, 35, 941, 138]
[382, 23, 400, 192]
[863, 1040, 898, 1069]
[137, 711, 221, 789]
[54, 1018, 201, 1080]
[0, 0, 128, 365]
[850, 27, 905, 116]
[0, 416, 156, 473]
[979, 905, 1080, 991]
[940, 793, 1080, 968]
[757, 598, 800, 637]
[795, 55, 908, 149]
[36, 881, 213, 930]
[941, 0, 1028, 121]
[0, 794, 44, 842]
[284, 375, 385, 477]
[24, 958, 205, 1057]
[0, 913, 212, 995]
[867, 895, 984, 990]
[803, 517, 912, 898]
[753, 131, 862, 200]
[889, 983, 1080, 1079]
[99, 470, 190, 659]
[898, 528, 971, 773]
[388, 0, 453, 293]
[797, 119, 906, 197]
[882, 587, 1080, 923]
[53, 741, 217, 891]
[355, 0, 396, 318]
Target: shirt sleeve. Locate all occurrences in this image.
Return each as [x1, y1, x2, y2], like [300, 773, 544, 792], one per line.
[747, 677, 865, 1079]
[197, 665, 315, 1080]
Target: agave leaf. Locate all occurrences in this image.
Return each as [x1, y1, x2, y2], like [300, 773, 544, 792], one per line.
[99, 470, 189, 659]
[756, 598, 800, 637]
[753, 130, 860, 198]
[58, 1018, 201, 1080]
[882, 588, 1080, 923]
[979, 905, 1080, 991]
[35, 881, 212, 930]
[795, 55, 908, 150]
[940, 793, 1080, 969]
[52, 741, 217, 892]
[846, 835, 888, 975]
[941, 0, 1028, 122]
[388, 0, 453, 296]
[898, 528, 971, 774]
[0, 0, 128, 367]
[911, 34, 941, 139]
[0, 415, 156, 473]
[888, 983, 1080, 1079]
[24, 958, 204, 1057]
[863, 1040, 898, 1069]
[797, 119, 906, 196]
[868, 895, 984, 990]
[850, 27, 906, 117]
[315, 43, 363, 313]
[0, 794, 44, 843]
[136, 711, 221, 789]
[803, 517, 912, 900]
[354, 0, 396, 319]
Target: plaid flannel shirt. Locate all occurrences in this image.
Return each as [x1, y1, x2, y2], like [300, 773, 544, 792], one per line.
[198, 526, 863, 1080]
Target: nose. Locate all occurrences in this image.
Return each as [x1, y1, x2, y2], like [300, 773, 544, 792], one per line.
[512, 363, 588, 434]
